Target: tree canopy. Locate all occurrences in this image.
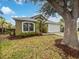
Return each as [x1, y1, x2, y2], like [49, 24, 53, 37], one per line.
[0, 16, 14, 29]
[14, 0, 79, 20]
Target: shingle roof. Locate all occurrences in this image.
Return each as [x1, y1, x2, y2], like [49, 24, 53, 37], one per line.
[12, 14, 47, 21]
[12, 16, 36, 22]
[12, 15, 60, 25]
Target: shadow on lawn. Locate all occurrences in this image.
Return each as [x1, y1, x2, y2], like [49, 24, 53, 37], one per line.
[7, 35, 27, 40]
[55, 39, 79, 58]
[7, 35, 42, 40]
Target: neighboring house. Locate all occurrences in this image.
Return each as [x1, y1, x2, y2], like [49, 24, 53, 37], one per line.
[13, 15, 60, 35]
[77, 21, 79, 31]
[60, 19, 79, 32]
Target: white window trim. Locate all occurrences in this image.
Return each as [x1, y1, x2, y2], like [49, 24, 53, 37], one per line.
[22, 22, 35, 32]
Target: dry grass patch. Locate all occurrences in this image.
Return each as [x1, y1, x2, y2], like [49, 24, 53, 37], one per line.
[0, 34, 78, 59]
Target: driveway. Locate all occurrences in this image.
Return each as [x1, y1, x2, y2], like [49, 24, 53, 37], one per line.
[54, 32, 79, 42]
[0, 34, 9, 40]
[54, 32, 64, 36]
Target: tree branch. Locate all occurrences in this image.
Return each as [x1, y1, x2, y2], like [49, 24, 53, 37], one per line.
[72, 0, 79, 19]
[47, 0, 64, 16]
[47, 0, 72, 19]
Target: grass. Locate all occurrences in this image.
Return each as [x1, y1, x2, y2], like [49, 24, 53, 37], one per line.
[0, 34, 78, 59]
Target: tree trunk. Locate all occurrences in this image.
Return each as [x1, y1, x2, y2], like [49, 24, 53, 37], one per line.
[2, 24, 4, 34]
[62, 17, 79, 50]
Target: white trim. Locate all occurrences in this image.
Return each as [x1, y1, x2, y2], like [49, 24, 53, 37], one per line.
[22, 22, 35, 32]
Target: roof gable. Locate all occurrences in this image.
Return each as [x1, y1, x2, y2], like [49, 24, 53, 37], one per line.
[31, 14, 47, 21]
[12, 14, 47, 22]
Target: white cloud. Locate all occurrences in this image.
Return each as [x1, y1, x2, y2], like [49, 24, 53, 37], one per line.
[14, 0, 25, 4]
[1, 6, 15, 15]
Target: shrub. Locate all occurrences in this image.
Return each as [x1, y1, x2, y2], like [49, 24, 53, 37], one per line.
[5, 29, 15, 36]
[60, 27, 64, 32]
[17, 32, 42, 38]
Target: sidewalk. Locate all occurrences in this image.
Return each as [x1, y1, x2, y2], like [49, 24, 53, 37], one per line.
[54, 32, 79, 42]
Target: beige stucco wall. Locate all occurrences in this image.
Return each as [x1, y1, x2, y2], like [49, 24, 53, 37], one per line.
[35, 18, 48, 33]
[35, 21, 40, 33]
[15, 20, 39, 35]
[15, 20, 22, 35]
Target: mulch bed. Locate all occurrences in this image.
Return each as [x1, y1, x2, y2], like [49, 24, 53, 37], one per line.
[55, 39, 79, 58]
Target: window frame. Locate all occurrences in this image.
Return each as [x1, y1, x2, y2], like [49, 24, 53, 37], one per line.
[22, 22, 35, 32]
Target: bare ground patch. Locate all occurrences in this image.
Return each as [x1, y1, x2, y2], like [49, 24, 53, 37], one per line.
[55, 39, 79, 59]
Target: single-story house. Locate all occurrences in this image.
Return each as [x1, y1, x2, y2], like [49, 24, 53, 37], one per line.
[12, 15, 60, 35]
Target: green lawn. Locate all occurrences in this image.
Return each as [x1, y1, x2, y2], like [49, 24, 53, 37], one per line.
[0, 34, 78, 59]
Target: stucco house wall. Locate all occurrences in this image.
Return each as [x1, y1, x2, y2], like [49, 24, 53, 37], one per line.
[15, 20, 38, 35]
[34, 17, 48, 33]
[15, 20, 22, 35]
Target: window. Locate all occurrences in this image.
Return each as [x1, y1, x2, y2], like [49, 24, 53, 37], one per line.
[29, 23, 34, 31]
[22, 22, 35, 32]
[23, 23, 28, 31]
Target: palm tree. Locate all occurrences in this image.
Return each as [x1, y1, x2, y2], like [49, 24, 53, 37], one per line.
[0, 16, 6, 34]
[7, 23, 12, 29]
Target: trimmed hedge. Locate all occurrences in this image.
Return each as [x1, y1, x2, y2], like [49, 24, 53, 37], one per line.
[8, 32, 42, 39]
[16, 32, 42, 38]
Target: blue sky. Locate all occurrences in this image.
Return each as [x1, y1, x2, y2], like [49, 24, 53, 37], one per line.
[0, 0, 62, 25]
